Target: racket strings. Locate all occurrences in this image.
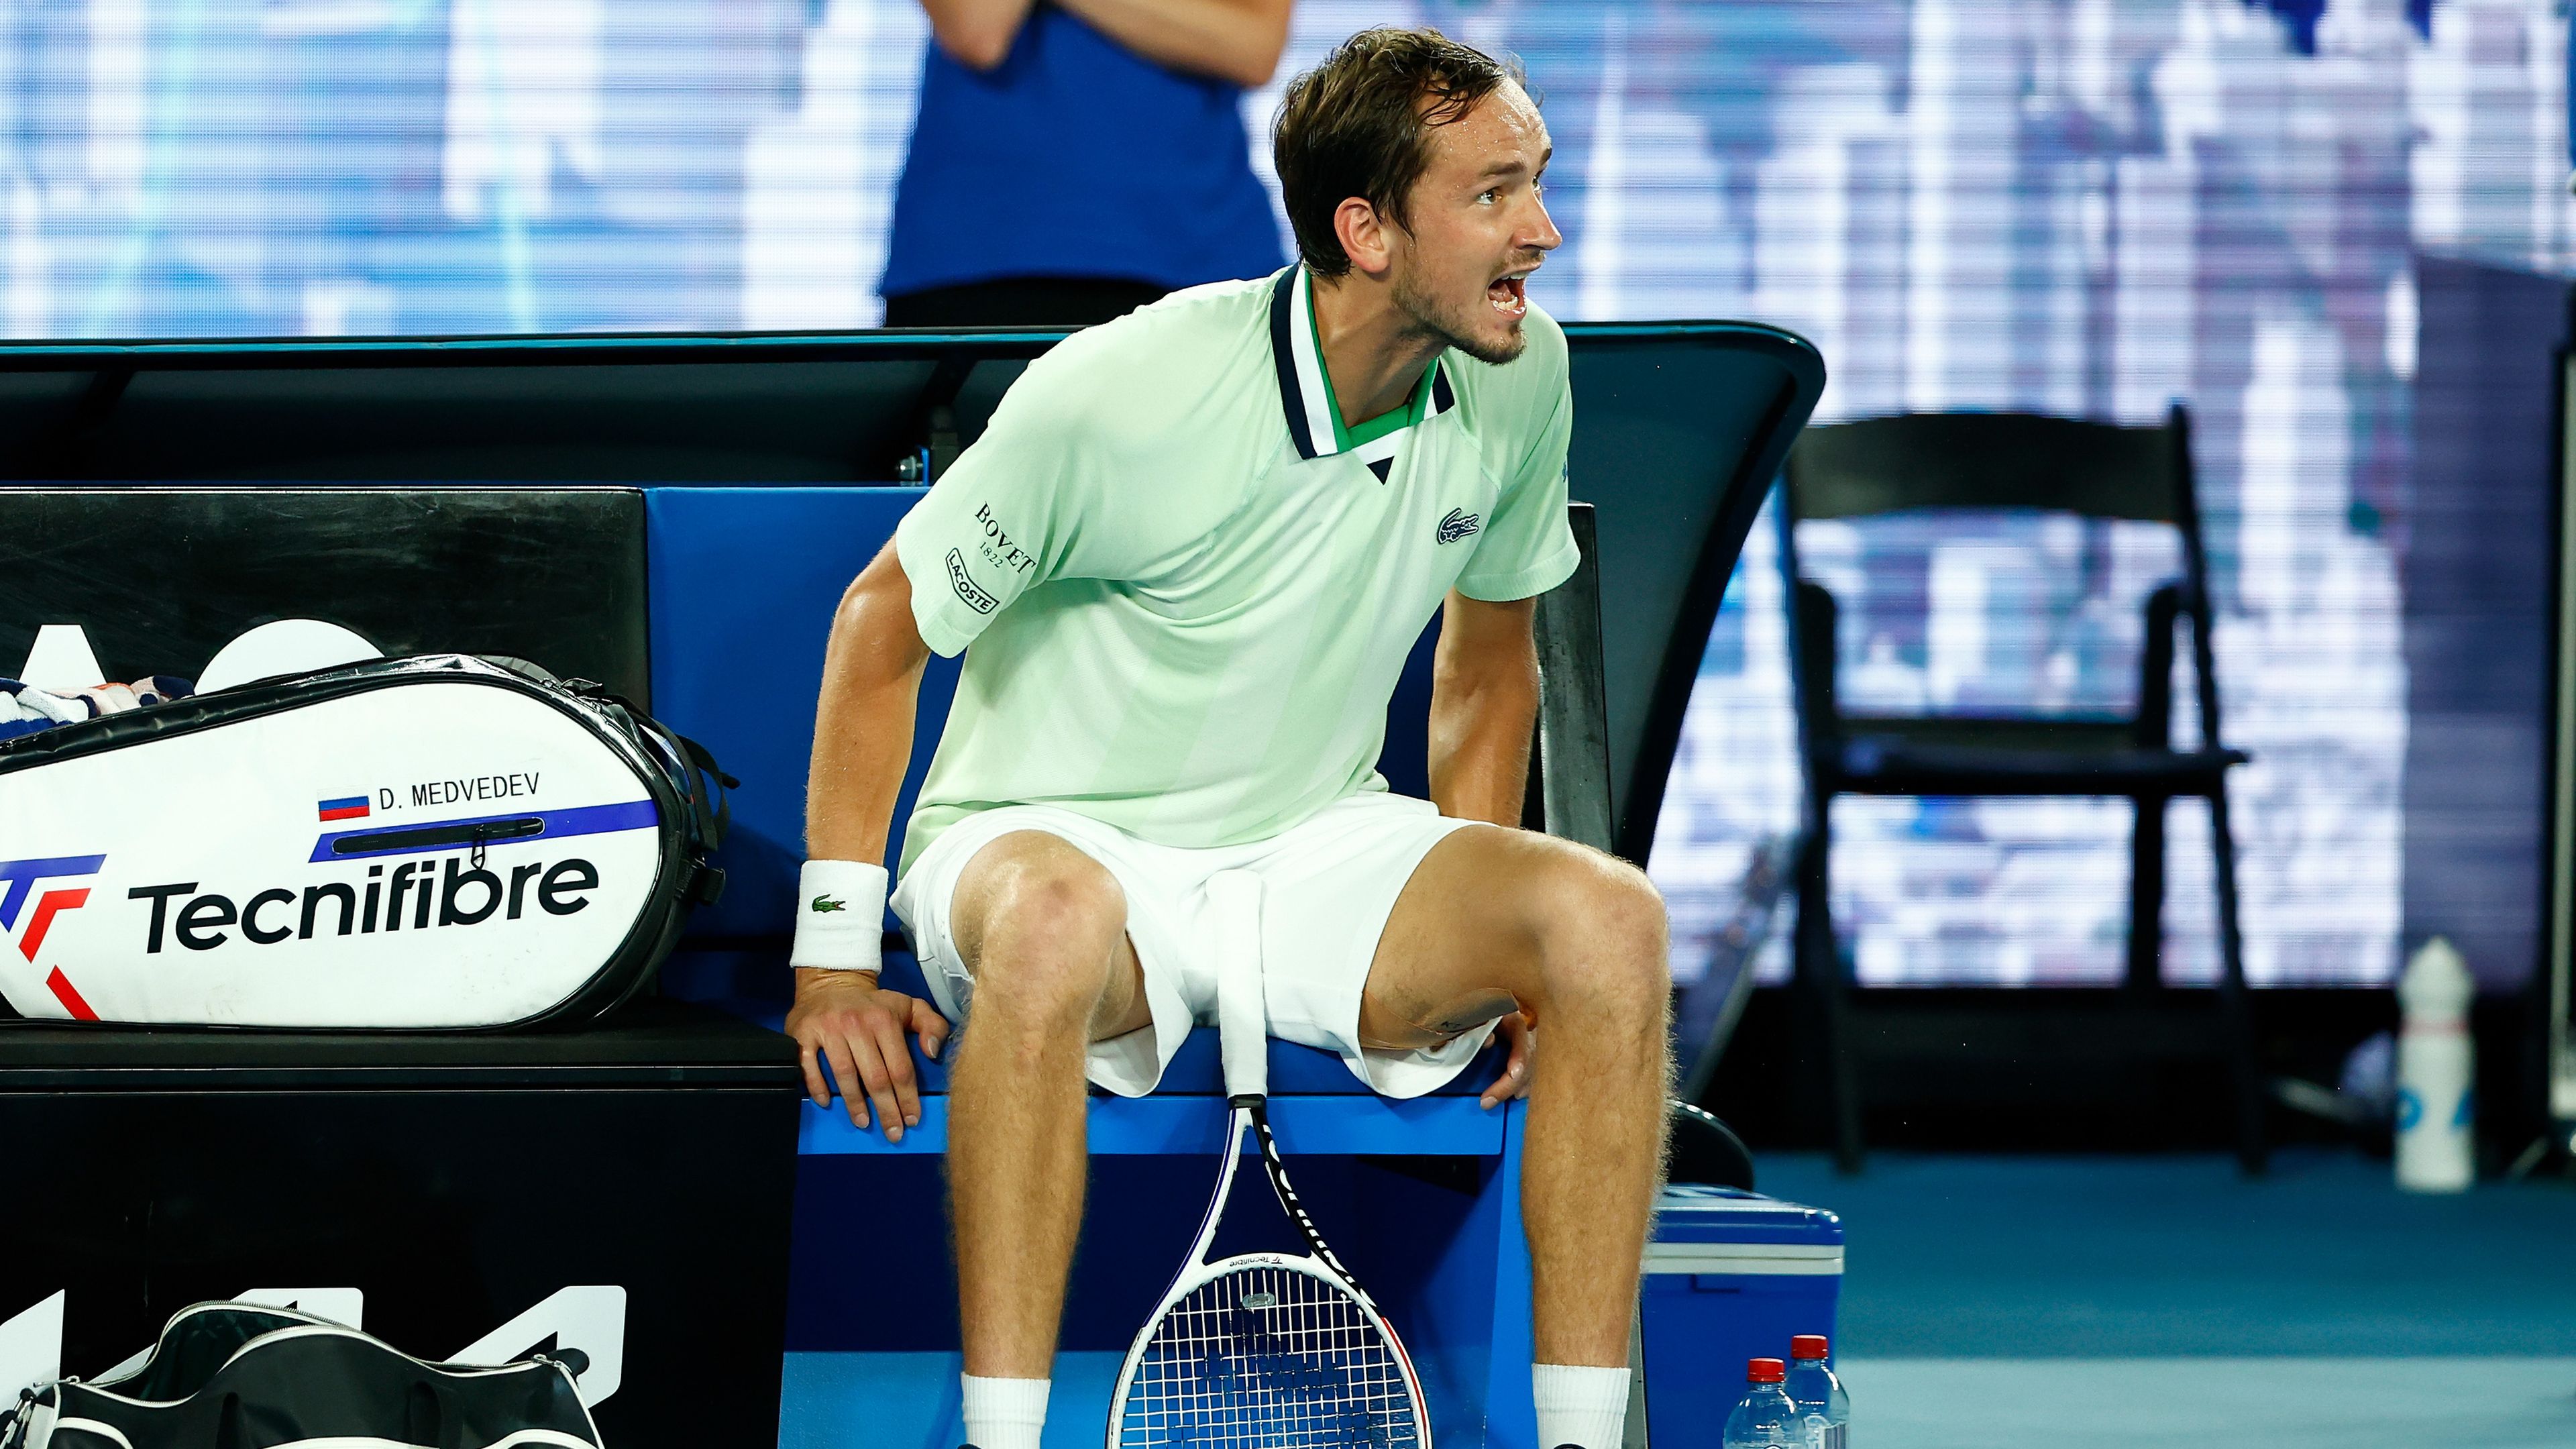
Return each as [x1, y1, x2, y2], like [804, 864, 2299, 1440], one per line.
[1116, 1265, 1419, 1449]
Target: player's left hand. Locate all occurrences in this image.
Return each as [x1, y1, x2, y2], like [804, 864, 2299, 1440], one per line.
[1479, 1010, 1533, 1110]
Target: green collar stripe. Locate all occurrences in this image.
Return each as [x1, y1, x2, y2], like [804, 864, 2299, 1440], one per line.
[1304, 284, 1434, 453]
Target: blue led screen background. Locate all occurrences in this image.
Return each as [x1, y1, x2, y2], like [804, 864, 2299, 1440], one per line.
[3, 0, 2568, 987]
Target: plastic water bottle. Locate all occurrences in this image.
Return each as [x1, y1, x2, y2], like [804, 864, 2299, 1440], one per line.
[1784, 1335, 1850, 1448]
[2396, 936, 2475, 1192]
[1723, 1358, 1802, 1448]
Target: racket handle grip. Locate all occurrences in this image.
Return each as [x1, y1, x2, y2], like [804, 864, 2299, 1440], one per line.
[1210, 870, 1267, 1101]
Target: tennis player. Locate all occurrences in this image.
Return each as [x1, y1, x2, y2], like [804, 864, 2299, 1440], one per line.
[790, 28, 1669, 1449]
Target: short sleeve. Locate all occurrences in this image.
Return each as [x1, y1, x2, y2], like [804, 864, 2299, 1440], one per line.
[893, 346, 1165, 655]
[1454, 374, 1579, 602]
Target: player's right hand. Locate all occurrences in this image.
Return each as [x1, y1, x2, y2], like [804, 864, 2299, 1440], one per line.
[786, 968, 952, 1140]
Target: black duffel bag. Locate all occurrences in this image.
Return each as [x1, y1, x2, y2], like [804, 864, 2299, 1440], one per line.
[0, 654, 730, 1029]
[2, 1301, 601, 1448]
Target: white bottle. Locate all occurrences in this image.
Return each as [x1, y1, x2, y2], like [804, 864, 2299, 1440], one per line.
[2395, 937, 2475, 1193]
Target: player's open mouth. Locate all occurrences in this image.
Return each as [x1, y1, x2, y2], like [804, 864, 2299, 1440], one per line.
[1487, 271, 1529, 318]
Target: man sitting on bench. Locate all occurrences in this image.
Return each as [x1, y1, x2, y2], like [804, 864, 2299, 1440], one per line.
[787, 28, 1670, 1449]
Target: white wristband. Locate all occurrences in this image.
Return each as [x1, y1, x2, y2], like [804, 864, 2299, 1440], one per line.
[790, 860, 889, 974]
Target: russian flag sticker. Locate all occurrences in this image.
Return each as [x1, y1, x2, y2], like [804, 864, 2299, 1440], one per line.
[317, 795, 371, 822]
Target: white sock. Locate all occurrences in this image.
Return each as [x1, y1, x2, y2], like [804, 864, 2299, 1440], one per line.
[961, 1373, 1049, 1449]
[1532, 1363, 1631, 1449]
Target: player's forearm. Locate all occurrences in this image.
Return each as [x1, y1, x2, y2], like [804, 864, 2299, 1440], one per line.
[1053, 0, 1291, 87]
[1426, 655, 1540, 828]
[919, 0, 1038, 70]
[806, 549, 933, 866]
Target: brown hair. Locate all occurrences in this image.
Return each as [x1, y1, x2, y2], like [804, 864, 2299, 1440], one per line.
[1272, 28, 1527, 278]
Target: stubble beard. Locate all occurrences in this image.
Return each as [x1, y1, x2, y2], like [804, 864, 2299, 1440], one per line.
[1391, 267, 1527, 367]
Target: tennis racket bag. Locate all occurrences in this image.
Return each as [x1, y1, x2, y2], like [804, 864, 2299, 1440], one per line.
[0, 653, 730, 1029]
[1, 1301, 602, 1449]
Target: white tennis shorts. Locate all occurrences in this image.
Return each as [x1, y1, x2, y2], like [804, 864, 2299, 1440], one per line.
[890, 790, 1497, 1098]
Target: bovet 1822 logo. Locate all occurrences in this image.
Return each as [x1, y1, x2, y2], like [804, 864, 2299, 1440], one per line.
[0, 854, 106, 1019]
[1436, 508, 1483, 545]
[972, 501, 1039, 577]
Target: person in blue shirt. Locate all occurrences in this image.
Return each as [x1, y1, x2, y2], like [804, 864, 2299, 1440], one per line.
[880, 0, 1294, 327]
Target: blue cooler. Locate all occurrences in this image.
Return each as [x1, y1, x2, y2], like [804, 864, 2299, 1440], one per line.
[1640, 1185, 1844, 1442]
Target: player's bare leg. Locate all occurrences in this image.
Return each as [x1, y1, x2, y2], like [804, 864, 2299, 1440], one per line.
[1363, 825, 1672, 1366]
[945, 830, 1154, 1378]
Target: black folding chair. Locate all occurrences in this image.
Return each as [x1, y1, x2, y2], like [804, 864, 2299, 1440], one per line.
[1780, 403, 2266, 1175]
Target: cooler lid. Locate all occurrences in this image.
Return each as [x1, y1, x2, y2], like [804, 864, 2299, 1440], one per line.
[1650, 1183, 1844, 1248]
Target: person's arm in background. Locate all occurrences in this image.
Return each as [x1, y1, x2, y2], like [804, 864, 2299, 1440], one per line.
[918, 0, 1036, 72]
[924, 0, 1293, 87]
[787, 544, 951, 1140]
[1057, 0, 1293, 87]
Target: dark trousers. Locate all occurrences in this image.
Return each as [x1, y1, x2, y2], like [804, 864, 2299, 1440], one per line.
[880, 276, 1168, 328]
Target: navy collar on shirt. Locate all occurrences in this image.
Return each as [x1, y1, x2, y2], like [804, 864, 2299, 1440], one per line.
[1269, 266, 1456, 463]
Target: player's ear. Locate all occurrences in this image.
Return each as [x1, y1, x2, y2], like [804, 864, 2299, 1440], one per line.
[1334, 197, 1395, 280]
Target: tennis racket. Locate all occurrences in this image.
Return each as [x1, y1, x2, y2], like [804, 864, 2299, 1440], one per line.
[1105, 870, 1431, 1449]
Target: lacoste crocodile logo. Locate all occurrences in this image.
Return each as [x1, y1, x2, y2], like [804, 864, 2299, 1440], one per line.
[1436, 508, 1481, 544]
[810, 895, 847, 914]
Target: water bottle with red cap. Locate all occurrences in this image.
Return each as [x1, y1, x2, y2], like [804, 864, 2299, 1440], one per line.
[1784, 1334, 1851, 1448]
[1722, 1358, 1803, 1448]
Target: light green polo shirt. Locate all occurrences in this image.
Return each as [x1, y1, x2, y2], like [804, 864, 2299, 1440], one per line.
[892, 265, 1578, 873]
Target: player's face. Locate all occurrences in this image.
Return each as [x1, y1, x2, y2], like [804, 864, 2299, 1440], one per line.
[1389, 83, 1560, 366]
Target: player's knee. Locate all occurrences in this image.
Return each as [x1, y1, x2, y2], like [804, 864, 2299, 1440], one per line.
[955, 838, 1126, 1020]
[1532, 853, 1669, 1021]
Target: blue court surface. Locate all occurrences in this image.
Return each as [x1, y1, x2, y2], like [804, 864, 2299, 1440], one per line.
[1760, 1151, 2576, 1448]
[780, 1150, 2576, 1449]
[783, 1352, 1127, 1449]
